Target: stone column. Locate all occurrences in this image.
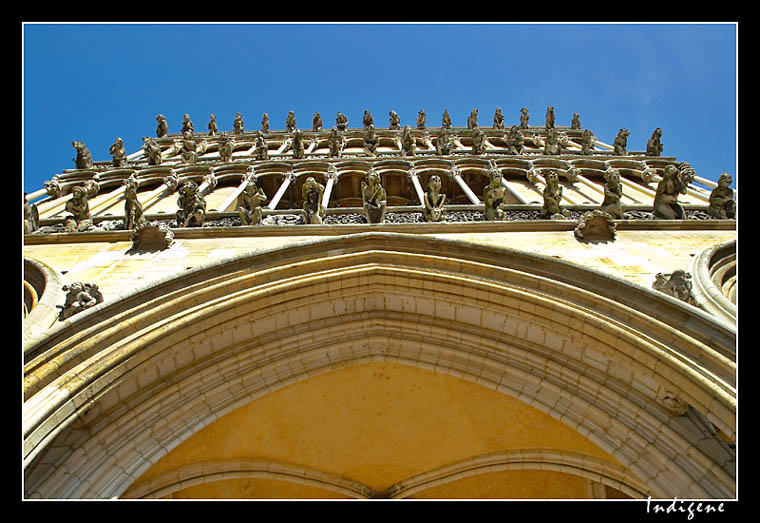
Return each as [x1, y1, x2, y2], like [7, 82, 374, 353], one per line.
[450, 167, 480, 204]
[267, 171, 296, 210]
[407, 167, 425, 206]
[321, 165, 338, 210]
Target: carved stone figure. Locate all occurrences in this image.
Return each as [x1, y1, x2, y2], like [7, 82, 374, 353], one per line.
[208, 114, 218, 136]
[109, 137, 127, 167]
[543, 128, 562, 155]
[123, 175, 145, 230]
[254, 132, 268, 160]
[328, 126, 344, 158]
[505, 126, 524, 155]
[261, 113, 270, 133]
[217, 133, 234, 163]
[291, 129, 305, 159]
[436, 127, 454, 155]
[423, 174, 447, 222]
[361, 169, 387, 224]
[442, 109, 452, 129]
[520, 108, 530, 129]
[472, 127, 487, 155]
[467, 109, 479, 129]
[389, 110, 400, 130]
[129, 220, 175, 251]
[571, 113, 581, 130]
[363, 124, 379, 156]
[63, 182, 98, 232]
[574, 210, 617, 242]
[72, 141, 93, 170]
[653, 270, 698, 306]
[238, 177, 267, 225]
[313, 112, 323, 132]
[180, 131, 199, 163]
[24, 193, 39, 234]
[545, 106, 555, 129]
[600, 168, 624, 219]
[142, 136, 162, 165]
[156, 114, 168, 138]
[417, 110, 426, 129]
[654, 164, 689, 219]
[57, 282, 103, 320]
[176, 180, 206, 227]
[336, 112, 348, 131]
[400, 126, 416, 156]
[540, 170, 570, 219]
[286, 111, 297, 133]
[181, 114, 194, 135]
[483, 166, 508, 221]
[233, 113, 245, 135]
[613, 129, 630, 155]
[580, 129, 596, 155]
[493, 108, 505, 129]
[363, 110, 374, 129]
[646, 128, 663, 157]
[302, 176, 326, 224]
[707, 173, 736, 219]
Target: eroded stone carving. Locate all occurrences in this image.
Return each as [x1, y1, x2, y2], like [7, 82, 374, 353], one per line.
[654, 164, 690, 219]
[442, 109, 452, 129]
[580, 129, 596, 155]
[653, 270, 698, 306]
[417, 110, 426, 130]
[254, 132, 268, 160]
[540, 170, 570, 219]
[286, 111, 297, 133]
[291, 129, 305, 159]
[363, 124, 379, 156]
[389, 110, 401, 130]
[156, 114, 168, 138]
[233, 113, 245, 135]
[208, 114, 218, 136]
[600, 167, 624, 219]
[401, 125, 416, 156]
[63, 181, 99, 232]
[176, 180, 206, 227]
[472, 127, 487, 155]
[302, 176, 326, 224]
[109, 137, 127, 167]
[646, 128, 663, 156]
[44, 176, 62, 199]
[24, 193, 39, 234]
[180, 131, 206, 164]
[363, 110, 374, 129]
[423, 174, 447, 222]
[57, 281, 103, 320]
[142, 136, 162, 165]
[613, 129, 629, 155]
[505, 126, 524, 155]
[336, 112, 348, 131]
[72, 141, 93, 170]
[467, 109, 479, 129]
[218, 133, 234, 163]
[657, 389, 689, 417]
[436, 127, 454, 155]
[493, 108, 505, 129]
[313, 112, 323, 132]
[123, 174, 146, 230]
[707, 173, 736, 219]
[181, 114, 194, 135]
[238, 175, 267, 226]
[520, 107, 530, 129]
[129, 220, 175, 251]
[162, 170, 179, 192]
[483, 165, 508, 221]
[362, 168, 387, 223]
[574, 210, 617, 242]
[261, 113, 270, 133]
[545, 106, 555, 129]
[328, 127, 344, 158]
[571, 113, 581, 130]
[543, 128, 562, 155]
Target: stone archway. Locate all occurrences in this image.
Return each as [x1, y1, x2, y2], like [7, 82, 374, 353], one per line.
[23, 233, 736, 499]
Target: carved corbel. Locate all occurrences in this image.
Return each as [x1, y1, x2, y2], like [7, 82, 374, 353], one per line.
[163, 170, 180, 192]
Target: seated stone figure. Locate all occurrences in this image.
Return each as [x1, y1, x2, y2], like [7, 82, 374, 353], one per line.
[208, 114, 218, 136]
[363, 124, 379, 156]
[237, 178, 267, 225]
[72, 141, 93, 170]
[483, 167, 508, 221]
[540, 170, 570, 219]
[313, 112, 323, 132]
[180, 131, 199, 163]
[328, 127, 344, 158]
[493, 108, 505, 129]
[176, 180, 206, 227]
[181, 114, 194, 135]
[336, 112, 348, 131]
[707, 172, 735, 219]
[442, 109, 452, 129]
[63, 182, 98, 232]
[389, 110, 401, 130]
[217, 133, 234, 163]
[571, 113, 581, 130]
[505, 126, 524, 155]
[436, 127, 454, 155]
[142, 136, 162, 165]
[653, 164, 689, 220]
[543, 128, 562, 155]
[361, 169, 387, 224]
[423, 174, 447, 222]
[520, 107, 530, 129]
[57, 281, 103, 321]
[233, 113, 245, 135]
[363, 110, 374, 129]
[417, 109, 426, 129]
[401, 125, 416, 156]
[156, 114, 168, 137]
[290, 129, 305, 159]
[580, 129, 596, 155]
[646, 128, 663, 157]
[613, 129, 630, 155]
[286, 111, 297, 133]
[472, 127, 487, 155]
[600, 168, 624, 219]
[109, 137, 128, 167]
[261, 113, 270, 133]
[467, 109, 479, 129]
[254, 132, 268, 160]
[302, 176, 326, 224]
[545, 106, 555, 129]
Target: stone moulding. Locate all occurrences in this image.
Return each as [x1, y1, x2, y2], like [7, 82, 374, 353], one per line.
[687, 239, 737, 326]
[23, 232, 735, 499]
[129, 220, 175, 251]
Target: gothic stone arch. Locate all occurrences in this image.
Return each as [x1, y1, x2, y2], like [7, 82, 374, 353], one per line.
[23, 233, 736, 499]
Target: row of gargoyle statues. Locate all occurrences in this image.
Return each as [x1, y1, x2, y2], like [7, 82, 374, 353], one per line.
[24, 163, 736, 236]
[70, 108, 667, 170]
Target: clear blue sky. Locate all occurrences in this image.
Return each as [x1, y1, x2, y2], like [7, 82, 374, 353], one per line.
[22, 22, 737, 194]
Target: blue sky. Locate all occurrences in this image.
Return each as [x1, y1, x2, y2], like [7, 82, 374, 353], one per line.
[23, 22, 737, 194]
